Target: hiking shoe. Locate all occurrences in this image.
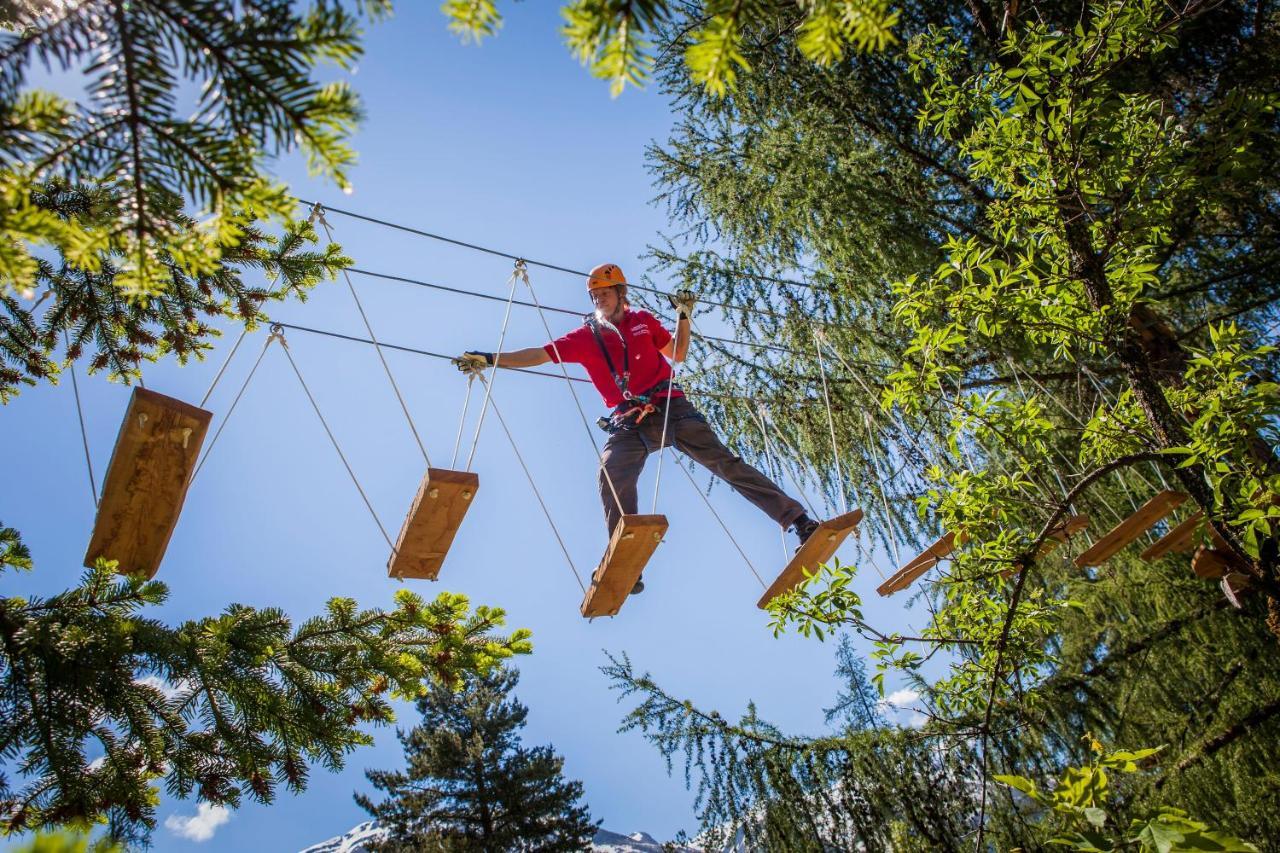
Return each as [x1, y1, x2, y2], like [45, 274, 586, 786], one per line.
[630, 575, 645, 595]
[793, 516, 822, 552]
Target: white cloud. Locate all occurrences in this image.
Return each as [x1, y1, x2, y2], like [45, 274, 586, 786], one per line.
[165, 804, 231, 842]
[880, 688, 919, 708]
[135, 675, 193, 700]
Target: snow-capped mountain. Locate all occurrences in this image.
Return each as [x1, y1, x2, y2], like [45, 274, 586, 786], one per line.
[299, 822, 702, 852]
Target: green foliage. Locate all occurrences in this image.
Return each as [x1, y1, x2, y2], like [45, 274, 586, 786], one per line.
[0, 0, 376, 296]
[635, 0, 1280, 848]
[440, 0, 898, 96]
[604, 644, 974, 850]
[996, 743, 1258, 852]
[6, 831, 120, 853]
[358, 664, 595, 852]
[0, 182, 348, 400]
[0, 526, 531, 839]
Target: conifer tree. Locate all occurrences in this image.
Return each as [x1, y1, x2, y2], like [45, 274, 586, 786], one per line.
[0, 4, 534, 843]
[357, 665, 597, 852]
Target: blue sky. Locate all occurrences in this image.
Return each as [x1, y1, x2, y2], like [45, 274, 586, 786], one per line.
[0, 5, 930, 848]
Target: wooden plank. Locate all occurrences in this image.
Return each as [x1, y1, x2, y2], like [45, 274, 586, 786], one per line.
[877, 532, 956, 597]
[581, 514, 668, 618]
[1142, 511, 1203, 560]
[1141, 511, 1231, 560]
[84, 388, 212, 579]
[387, 469, 479, 580]
[1075, 491, 1186, 568]
[1190, 546, 1234, 579]
[757, 509, 864, 609]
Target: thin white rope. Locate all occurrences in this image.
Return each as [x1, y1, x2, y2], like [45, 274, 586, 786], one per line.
[861, 413, 903, 567]
[277, 327, 397, 552]
[751, 404, 818, 519]
[466, 261, 522, 471]
[191, 329, 279, 484]
[64, 329, 98, 508]
[517, 263, 625, 517]
[473, 374, 587, 595]
[676, 464, 767, 589]
[811, 326, 848, 514]
[200, 328, 248, 409]
[649, 318, 689, 514]
[313, 204, 433, 467]
[451, 373, 477, 469]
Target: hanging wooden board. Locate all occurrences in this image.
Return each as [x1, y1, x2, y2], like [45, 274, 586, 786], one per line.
[581, 514, 668, 618]
[1075, 491, 1186, 568]
[1141, 511, 1229, 560]
[387, 468, 479, 580]
[1190, 545, 1236, 579]
[83, 387, 212, 579]
[757, 509, 864, 609]
[877, 532, 957, 597]
[1142, 511, 1203, 560]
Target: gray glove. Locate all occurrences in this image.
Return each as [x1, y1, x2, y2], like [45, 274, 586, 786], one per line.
[667, 289, 697, 320]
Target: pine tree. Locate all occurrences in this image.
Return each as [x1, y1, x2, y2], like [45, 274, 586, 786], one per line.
[0, 4, 535, 843]
[357, 665, 597, 852]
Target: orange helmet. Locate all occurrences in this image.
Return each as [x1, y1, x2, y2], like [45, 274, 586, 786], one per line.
[587, 263, 627, 291]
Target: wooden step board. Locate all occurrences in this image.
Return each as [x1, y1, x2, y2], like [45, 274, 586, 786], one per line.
[1190, 545, 1238, 579]
[83, 388, 212, 579]
[387, 469, 479, 580]
[878, 532, 956, 597]
[1141, 511, 1229, 560]
[757, 509, 864, 609]
[581, 514, 668, 618]
[1075, 491, 1186, 568]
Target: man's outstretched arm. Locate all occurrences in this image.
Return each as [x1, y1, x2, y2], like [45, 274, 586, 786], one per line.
[457, 347, 551, 370]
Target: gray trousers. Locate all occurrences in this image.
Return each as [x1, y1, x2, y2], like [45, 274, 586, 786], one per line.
[598, 396, 805, 536]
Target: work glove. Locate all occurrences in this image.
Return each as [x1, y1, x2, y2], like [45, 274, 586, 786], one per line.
[667, 289, 697, 320]
[453, 351, 494, 373]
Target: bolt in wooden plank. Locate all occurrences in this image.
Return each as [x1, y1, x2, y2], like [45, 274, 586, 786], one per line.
[757, 509, 864, 609]
[83, 388, 212, 579]
[877, 532, 956, 597]
[387, 469, 479, 580]
[581, 514, 668, 618]
[1075, 491, 1186, 568]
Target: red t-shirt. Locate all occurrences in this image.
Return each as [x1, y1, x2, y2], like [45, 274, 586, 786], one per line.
[543, 310, 684, 408]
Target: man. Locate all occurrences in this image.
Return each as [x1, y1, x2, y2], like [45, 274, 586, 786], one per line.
[456, 263, 820, 593]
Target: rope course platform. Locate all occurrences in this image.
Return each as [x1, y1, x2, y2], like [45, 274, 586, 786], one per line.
[756, 509, 864, 609]
[388, 469, 480, 580]
[1075, 489, 1185, 567]
[83, 388, 211, 579]
[581, 514, 669, 618]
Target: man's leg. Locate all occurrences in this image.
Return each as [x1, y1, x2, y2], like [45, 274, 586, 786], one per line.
[599, 427, 649, 537]
[662, 397, 806, 528]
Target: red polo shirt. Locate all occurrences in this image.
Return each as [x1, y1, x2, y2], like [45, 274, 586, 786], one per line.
[543, 309, 684, 408]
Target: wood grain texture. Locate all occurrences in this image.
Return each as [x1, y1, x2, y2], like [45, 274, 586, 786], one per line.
[83, 388, 212, 579]
[1075, 491, 1186, 567]
[581, 514, 668, 618]
[877, 532, 956, 597]
[387, 469, 479, 580]
[757, 509, 864, 609]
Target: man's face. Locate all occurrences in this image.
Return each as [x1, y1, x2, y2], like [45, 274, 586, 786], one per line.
[590, 285, 621, 318]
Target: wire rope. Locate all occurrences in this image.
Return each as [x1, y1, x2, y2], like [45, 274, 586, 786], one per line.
[677, 464, 767, 589]
[64, 329, 98, 508]
[276, 326, 397, 552]
[191, 329, 279, 484]
[812, 327, 849, 514]
[513, 262, 625, 518]
[472, 374, 587, 595]
[200, 328, 248, 409]
[465, 262, 522, 471]
[312, 204, 432, 467]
